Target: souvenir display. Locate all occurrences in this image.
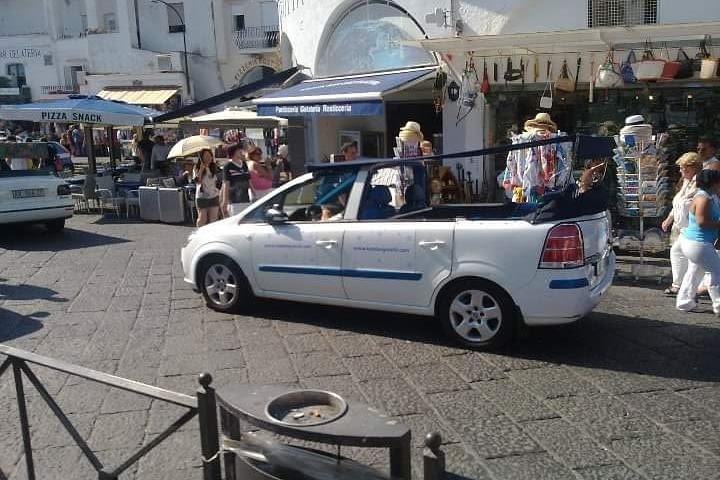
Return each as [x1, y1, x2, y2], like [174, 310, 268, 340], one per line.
[499, 113, 573, 203]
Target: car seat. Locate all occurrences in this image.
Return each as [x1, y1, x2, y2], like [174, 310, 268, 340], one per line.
[359, 185, 396, 219]
[399, 184, 428, 214]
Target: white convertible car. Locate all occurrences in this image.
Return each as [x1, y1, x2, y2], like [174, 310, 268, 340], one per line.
[182, 159, 614, 348]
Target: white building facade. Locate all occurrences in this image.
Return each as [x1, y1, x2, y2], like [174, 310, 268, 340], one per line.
[274, 0, 720, 181]
[0, 0, 280, 109]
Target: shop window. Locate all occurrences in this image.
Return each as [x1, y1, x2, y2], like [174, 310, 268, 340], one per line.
[588, 0, 657, 28]
[234, 14, 245, 31]
[317, 1, 435, 77]
[103, 13, 117, 32]
[167, 3, 185, 33]
[6, 64, 26, 87]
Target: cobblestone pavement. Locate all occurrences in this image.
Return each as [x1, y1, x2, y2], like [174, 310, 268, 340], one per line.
[1, 216, 719, 480]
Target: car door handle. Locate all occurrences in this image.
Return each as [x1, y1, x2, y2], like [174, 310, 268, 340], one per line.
[315, 239, 338, 248]
[418, 240, 446, 250]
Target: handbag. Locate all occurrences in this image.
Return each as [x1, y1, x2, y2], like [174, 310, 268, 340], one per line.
[632, 41, 665, 82]
[674, 48, 694, 79]
[699, 35, 719, 79]
[539, 61, 553, 109]
[481, 60, 490, 95]
[620, 50, 638, 84]
[555, 59, 575, 92]
[595, 52, 622, 88]
[659, 45, 681, 81]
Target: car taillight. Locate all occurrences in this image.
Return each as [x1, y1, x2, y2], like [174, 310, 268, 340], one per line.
[57, 184, 71, 196]
[539, 223, 584, 269]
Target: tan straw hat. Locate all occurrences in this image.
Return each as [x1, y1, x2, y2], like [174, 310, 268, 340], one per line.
[524, 113, 558, 133]
[399, 121, 424, 142]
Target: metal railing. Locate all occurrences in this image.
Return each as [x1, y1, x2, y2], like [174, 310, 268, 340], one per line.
[41, 85, 80, 95]
[233, 26, 279, 50]
[0, 344, 220, 480]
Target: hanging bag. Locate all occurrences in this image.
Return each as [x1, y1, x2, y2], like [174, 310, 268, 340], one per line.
[539, 61, 553, 109]
[555, 59, 575, 92]
[481, 60, 490, 95]
[699, 35, 719, 79]
[632, 41, 665, 82]
[659, 44, 681, 81]
[595, 51, 623, 88]
[674, 48, 694, 79]
[620, 50, 638, 84]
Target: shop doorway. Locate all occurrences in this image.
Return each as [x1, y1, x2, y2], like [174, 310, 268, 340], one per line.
[385, 101, 442, 157]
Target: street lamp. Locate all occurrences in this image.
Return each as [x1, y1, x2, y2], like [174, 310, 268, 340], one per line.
[151, 0, 191, 102]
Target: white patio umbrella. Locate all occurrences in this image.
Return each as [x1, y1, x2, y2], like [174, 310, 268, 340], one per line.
[0, 95, 160, 126]
[0, 95, 161, 174]
[190, 108, 288, 128]
[167, 135, 224, 159]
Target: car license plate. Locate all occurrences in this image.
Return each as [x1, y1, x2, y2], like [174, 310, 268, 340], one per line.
[12, 188, 46, 199]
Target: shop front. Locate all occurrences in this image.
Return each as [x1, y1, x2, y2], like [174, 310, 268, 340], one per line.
[255, 66, 441, 162]
[419, 22, 720, 201]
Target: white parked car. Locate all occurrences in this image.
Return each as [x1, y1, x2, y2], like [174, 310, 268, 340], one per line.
[182, 160, 614, 348]
[0, 145, 73, 232]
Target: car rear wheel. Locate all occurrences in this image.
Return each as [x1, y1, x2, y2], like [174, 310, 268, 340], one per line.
[199, 256, 250, 313]
[438, 280, 514, 349]
[45, 219, 65, 233]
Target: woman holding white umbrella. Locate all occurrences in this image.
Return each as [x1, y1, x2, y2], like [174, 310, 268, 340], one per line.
[167, 135, 224, 227]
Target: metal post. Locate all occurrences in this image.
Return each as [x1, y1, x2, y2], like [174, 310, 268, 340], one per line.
[197, 373, 221, 480]
[390, 432, 412, 480]
[423, 432, 446, 480]
[13, 361, 35, 480]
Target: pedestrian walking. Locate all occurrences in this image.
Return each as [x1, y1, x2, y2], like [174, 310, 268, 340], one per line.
[150, 135, 171, 174]
[193, 149, 221, 227]
[246, 145, 273, 200]
[661, 152, 702, 295]
[272, 144, 293, 187]
[676, 169, 720, 315]
[221, 142, 251, 217]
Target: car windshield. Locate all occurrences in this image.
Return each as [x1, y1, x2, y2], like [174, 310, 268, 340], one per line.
[0, 142, 55, 174]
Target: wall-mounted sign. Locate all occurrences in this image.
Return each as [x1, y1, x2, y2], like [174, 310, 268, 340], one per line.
[0, 48, 43, 60]
[257, 102, 384, 117]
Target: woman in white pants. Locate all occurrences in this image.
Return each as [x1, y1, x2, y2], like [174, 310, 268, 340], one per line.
[676, 169, 720, 315]
[661, 153, 702, 295]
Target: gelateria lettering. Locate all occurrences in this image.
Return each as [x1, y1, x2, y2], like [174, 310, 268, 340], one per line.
[273, 104, 353, 114]
[0, 48, 42, 59]
[40, 111, 104, 122]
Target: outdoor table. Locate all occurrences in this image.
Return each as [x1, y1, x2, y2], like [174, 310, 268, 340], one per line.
[115, 181, 142, 194]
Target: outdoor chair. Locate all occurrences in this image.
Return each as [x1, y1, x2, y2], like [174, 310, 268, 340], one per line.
[125, 189, 140, 218]
[95, 176, 123, 216]
[70, 185, 90, 213]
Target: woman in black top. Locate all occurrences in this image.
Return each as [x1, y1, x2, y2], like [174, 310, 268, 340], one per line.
[221, 143, 251, 217]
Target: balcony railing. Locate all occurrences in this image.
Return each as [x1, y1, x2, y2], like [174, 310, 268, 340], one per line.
[233, 25, 279, 50]
[41, 85, 80, 95]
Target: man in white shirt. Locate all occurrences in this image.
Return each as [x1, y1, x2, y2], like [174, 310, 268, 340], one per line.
[698, 137, 719, 169]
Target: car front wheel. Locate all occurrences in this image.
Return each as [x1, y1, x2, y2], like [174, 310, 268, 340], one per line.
[199, 256, 249, 313]
[438, 280, 514, 349]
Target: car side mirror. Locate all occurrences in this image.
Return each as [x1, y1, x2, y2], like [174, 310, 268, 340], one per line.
[265, 205, 288, 225]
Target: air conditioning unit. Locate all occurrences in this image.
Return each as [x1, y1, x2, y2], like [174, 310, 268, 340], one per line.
[156, 55, 173, 72]
[76, 71, 87, 85]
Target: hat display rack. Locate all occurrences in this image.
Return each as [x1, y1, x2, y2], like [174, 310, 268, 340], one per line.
[613, 115, 672, 280]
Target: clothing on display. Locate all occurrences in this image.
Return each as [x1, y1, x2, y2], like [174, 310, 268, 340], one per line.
[499, 114, 573, 203]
